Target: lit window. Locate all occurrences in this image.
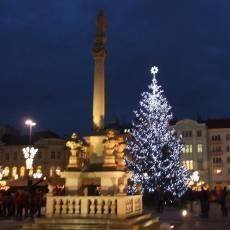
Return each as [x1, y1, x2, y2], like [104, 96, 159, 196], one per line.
[12, 167, 17, 177]
[3, 167, 10, 177]
[50, 167, 55, 177]
[183, 144, 193, 153]
[29, 167, 33, 176]
[183, 160, 194, 170]
[197, 144, 203, 153]
[20, 166, 25, 177]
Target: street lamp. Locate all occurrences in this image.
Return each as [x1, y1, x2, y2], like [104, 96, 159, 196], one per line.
[25, 119, 36, 145]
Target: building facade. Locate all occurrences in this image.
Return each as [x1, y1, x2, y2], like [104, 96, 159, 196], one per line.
[0, 137, 68, 181]
[206, 119, 230, 188]
[173, 119, 209, 184]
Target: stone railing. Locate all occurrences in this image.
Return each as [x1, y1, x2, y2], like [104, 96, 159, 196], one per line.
[46, 194, 142, 218]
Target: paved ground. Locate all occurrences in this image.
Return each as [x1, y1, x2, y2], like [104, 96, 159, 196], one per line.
[0, 202, 229, 229]
[149, 202, 230, 229]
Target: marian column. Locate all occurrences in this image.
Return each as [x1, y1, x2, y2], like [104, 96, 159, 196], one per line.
[92, 10, 107, 131]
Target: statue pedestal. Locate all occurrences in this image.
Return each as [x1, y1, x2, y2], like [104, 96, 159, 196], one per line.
[103, 154, 116, 168]
[67, 149, 78, 169]
[61, 171, 81, 194]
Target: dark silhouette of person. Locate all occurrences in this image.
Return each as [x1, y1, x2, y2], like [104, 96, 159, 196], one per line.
[199, 187, 209, 218]
[219, 187, 228, 217]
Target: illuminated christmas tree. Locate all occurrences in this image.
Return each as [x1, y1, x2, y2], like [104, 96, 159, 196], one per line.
[126, 66, 189, 199]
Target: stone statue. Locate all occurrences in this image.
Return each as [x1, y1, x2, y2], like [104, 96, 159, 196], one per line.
[66, 133, 83, 169]
[93, 10, 107, 57]
[115, 136, 126, 170]
[102, 129, 117, 168]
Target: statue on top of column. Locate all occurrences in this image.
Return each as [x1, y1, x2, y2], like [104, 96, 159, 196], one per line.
[93, 10, 107, 57]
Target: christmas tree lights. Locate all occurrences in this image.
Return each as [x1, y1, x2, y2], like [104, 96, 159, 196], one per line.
[126, 66, 189, 198]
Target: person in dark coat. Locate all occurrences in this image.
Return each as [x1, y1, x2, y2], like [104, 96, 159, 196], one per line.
[199, 187, 209, 218]
[219, 187, 228, 217]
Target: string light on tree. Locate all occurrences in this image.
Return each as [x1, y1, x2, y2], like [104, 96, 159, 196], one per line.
[126, 65, 189, 199]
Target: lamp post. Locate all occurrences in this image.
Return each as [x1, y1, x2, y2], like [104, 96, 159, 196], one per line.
[23, 119, 38, 218]
[25, 119, 36, 145]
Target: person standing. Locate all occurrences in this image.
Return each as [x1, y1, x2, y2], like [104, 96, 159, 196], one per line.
[219, 187, 228, 217]
[199, 187, 209, 218]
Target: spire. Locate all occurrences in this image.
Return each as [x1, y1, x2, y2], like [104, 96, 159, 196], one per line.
[92, 10, 107, 131]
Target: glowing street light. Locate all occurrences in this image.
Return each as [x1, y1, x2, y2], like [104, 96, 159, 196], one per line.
[25, 119, 36, 145]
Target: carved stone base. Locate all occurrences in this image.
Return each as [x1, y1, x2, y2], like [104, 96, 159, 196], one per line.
[67, 155, 78, 169]
[103, 155, 116, 168]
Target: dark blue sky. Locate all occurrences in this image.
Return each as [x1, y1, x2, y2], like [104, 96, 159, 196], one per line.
[1, 0, 230, 136]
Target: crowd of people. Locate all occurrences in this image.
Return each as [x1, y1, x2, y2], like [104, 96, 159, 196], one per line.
[188, 186, 230, 218]
[0, 189, 44, 219]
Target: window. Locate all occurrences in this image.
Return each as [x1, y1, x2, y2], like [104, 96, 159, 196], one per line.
[13, 152, 17, 160]
[20, 166, 25, 177]
[227, 146, 230, 152]
[212, 146, 222, 152]
[212, 135, 221, 141]
[182, 131, 192, 138]
[197, 144, 203, 153]
[51, 151, 55, 159]
[183, 160, 194, 170]
[227, 157, 230, 163]
[50, 167, 55, 177]
[226, 134, 230, 141]
[3, 167, 10, 177]
[29, 167, 33, 176]
[213, 157, 222, 164]
[197, 130, 202, 137]
[228, 169, 230, 175]
[12, 167, 17, 178]
[183, 144, 193, 153]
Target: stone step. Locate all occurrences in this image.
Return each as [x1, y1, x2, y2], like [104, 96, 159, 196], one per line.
[22, 214, 159, 230]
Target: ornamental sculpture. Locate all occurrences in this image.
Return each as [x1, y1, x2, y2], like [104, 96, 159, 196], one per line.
[115, 136, 126, 170]
[66, 133, 83, 169]
[102, 129, 117, 168]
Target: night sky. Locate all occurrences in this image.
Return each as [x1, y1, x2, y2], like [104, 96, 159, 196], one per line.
[1, 0, 230, 136]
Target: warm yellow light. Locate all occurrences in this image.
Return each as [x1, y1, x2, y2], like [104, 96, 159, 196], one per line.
[216, 169, 222, 174]
[182, 209, 188, 217]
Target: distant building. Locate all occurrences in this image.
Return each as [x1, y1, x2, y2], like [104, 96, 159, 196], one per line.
[0, 131, 68, 181]
[206, 119, 230, 188]
[0, 124, 19, 139]
[172, 119, 209, 184]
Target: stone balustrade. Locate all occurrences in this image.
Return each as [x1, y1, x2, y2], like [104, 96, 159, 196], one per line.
[46, 194, 142, 218]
